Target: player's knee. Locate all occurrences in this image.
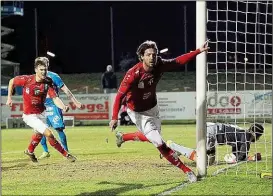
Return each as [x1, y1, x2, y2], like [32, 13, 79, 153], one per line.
[43, 128, 54, 138]
[145, 131, 163, 147]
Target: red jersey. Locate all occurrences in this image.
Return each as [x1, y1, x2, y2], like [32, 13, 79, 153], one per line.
[13, 75, 57, 114]
[112, 49, 201, 120]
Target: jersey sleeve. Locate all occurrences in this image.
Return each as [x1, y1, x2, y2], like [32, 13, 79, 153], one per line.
[47, 84, 57, 98]
[13, 75, 29, 87]
[112, 71, 136, 120]
[52, 73, 65, 89]
[159, 49, 201, 72]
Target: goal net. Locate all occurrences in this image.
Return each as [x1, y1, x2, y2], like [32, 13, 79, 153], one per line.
[206, 1, 272, 176]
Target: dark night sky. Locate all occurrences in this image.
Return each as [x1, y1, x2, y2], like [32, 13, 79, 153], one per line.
[2, 1, 196, 74]
[3, 1, 271, 74]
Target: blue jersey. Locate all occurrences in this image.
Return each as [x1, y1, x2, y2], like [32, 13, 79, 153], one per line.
[45, 71, 64, 106]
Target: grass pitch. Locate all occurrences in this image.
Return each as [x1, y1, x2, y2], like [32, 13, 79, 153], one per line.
[2, 124, 272, 195]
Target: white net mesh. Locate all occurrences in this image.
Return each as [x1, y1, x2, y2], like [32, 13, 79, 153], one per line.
[206, 1, 272, 176]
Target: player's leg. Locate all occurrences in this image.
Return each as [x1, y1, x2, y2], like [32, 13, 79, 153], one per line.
[145, 129, 197, 182]
[166, 140, 196, 161]
[42, 128, 76, 162]
[206, 124, 217, 165]
[56, 128, 68, 151]
[115, 130, 150, 147]
[22, 114, 47, 162]
[47, 106, 69, 151]
[40, 136, 49, 153]
[134, 106, 197, 182]
[115, 108, 150, 147]
[39, 117, 51, 159]
[23, 113, 76, 162]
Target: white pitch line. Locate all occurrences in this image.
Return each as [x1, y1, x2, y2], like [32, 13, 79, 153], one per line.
[157, 182, 188, 196]
[212, 161, 245, 176]
[157, 161, 246, 196]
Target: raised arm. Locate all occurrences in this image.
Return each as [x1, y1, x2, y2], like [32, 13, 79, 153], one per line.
[159, 40, 210, 72]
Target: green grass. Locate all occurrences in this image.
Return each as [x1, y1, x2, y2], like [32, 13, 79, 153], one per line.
[2, 124, 272, 195]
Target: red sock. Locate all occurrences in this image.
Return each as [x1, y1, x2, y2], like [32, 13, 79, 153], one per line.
[123, 131, 150, 142]
[48, 137, 68, 157]
[157, 143, 191, 173]
[28, 134, 43, 153]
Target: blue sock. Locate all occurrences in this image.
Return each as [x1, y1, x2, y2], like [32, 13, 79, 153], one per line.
[57, 129, 68, 151]
[40, 136, 49, 152]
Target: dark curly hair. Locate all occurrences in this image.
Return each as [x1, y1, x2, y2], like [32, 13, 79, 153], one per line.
[136, 40, 158, 61]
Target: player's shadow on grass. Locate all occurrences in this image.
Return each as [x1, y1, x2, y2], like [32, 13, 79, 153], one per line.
[77, 181, 178, 196]
[78, 151, 139, 156]
[1, 158, 30, 164]
[1, 162, 30, 171]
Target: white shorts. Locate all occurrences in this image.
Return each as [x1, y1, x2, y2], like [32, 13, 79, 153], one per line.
[22, 113, 48, 134]
[127, 105, 164, 147]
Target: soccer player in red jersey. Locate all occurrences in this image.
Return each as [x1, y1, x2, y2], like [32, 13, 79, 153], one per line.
[109, 40, 210, 183]
[6, 57, 77, 163]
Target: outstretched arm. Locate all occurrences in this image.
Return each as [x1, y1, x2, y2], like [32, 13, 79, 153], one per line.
[160, 40, 210, 72]
[61, 84, 82, 109]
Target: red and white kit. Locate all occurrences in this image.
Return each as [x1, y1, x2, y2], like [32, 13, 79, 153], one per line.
[13, 75, 57, 134]
[112, 49, 201, 147]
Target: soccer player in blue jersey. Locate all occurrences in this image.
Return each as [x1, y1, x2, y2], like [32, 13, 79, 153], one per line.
[37, 57, 83, 159]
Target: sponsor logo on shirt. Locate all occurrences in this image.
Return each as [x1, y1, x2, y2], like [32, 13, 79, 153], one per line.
[138, 81, 144, 89]
[26, 88, 29, 94]
[53, 115, 60, 124]
[143, 92, 151, 99]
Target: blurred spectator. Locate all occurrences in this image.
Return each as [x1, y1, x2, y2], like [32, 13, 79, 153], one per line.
[101, 65, 117, 94]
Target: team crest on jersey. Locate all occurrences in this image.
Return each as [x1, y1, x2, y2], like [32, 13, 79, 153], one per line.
[44, 84, 48, 91]
[25, 87, 30, 94]
[138, 81, 144, 89]
[34, 88, 40, 95]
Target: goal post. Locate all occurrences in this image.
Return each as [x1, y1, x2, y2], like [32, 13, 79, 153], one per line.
[196, 1, 208, 177]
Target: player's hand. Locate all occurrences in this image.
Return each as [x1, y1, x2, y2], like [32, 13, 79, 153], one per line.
[62, 105, 69, 112]
[75, 102, 83, 109]
[248, 153, 262, 161]
[6, 97, 13, 107]
[199, 39, 210, 53]
[109, 119, 118, 132]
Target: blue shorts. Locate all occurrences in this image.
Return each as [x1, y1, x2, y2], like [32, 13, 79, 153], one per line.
[45, 104, 65, 129]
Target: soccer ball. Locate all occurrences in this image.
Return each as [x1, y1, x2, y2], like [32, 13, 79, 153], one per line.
[224, 153, 237, 164]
